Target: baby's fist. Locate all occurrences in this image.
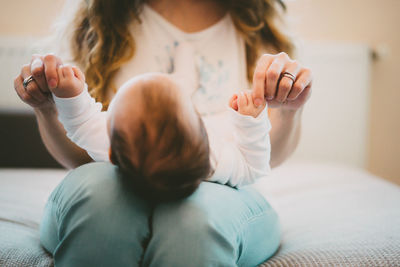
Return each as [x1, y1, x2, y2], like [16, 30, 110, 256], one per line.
[53, 65, 85, 98]
[229, 91, 266, 118]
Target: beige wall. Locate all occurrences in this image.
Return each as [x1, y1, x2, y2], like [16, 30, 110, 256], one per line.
[285, 0, 400, 184]
[0, 0, 64, 36]
[1, 0, 399, 184]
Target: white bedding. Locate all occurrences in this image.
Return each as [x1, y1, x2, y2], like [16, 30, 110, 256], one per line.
[0, 169, 67, 227]
[256, 161, 400, 266]
[0, 169, 66, 267]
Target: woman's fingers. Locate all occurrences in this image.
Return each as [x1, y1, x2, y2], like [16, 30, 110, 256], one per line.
[252, 52, 313, 110]
[237, 92, 248, 111]
[14, 74, 41, 107]
[30, 54, 49, 93]
[252, 54, 273, 107]
[265, 53, 288, 100]
[20, 64, 47, 103]
[294, 83, 312, 103]
[275, 61, 301, 103]
[43, 53, 63, 89]
[287, 67, 313, 100]
[14, 54, 64, 109]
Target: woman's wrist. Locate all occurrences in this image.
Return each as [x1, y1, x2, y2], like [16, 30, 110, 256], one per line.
[34, 103, 57, 119]
[268, 106, 303, 168]
[273, 106, 303, 122]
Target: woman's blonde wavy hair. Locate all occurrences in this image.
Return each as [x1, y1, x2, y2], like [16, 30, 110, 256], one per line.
[65, 0, 294, 109]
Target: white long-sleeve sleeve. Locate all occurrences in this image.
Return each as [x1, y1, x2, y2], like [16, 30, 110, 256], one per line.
[53, 86, 110, 162]
[206, 106, 272, 188]
[54, 85, 271, 188]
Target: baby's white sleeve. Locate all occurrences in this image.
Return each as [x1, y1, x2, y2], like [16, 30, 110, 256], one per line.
[207, 106, 272, 187]
[53, 85, 110, 162]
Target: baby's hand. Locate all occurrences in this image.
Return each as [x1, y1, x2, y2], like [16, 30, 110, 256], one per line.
[52, 65, 85, 98]
[229, 91, 266, 118]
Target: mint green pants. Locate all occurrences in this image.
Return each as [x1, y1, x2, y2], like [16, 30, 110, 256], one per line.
[40, 163, 280, 266]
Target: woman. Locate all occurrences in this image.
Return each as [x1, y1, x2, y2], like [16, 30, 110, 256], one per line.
[14, 0, 312, 266]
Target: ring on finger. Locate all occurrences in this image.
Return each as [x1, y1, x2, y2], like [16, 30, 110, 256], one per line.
[23, 75, 35, 89]
[282, 71, 296, 83]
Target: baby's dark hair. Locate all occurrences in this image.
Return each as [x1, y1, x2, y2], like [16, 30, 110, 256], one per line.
[110, 79, 211, 202]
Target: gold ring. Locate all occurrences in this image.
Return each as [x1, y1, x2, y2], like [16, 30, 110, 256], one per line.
[23, 75, 35, 89]
[282, 71, 296, 83]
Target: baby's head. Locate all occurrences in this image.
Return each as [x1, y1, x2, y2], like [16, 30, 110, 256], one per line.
[107, 73, 211, 201]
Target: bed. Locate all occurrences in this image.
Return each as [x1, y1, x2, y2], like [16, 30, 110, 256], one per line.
[1, 40, 399, 266]
[1, 160, 399, 266]
[257, 161, 400, 266]
[0, 111, 399, 266]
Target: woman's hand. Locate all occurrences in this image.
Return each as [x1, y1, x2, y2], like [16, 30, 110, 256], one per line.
[14, 54, 63, 110]
[14, 53, 93, 168]
[252, 52, 312, 110]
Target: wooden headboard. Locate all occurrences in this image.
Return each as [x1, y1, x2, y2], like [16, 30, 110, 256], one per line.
[0, 109, 62, 168]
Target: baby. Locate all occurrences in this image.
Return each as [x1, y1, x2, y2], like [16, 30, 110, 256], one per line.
[51, 64, 271, 201]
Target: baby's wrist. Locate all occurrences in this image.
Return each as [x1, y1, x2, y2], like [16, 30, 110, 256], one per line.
[52, 85, 84, 99]
[229, 105, 268, 127]
[53, 84, 93, 119]
[232, 105, 266, 118]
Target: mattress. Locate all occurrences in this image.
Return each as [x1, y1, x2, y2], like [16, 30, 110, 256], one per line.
[0, 162, 399, 266]
[0, 169, 66, 267]
[255, 161, 400, 266]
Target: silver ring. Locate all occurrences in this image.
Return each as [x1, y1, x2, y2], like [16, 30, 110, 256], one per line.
[282, 71, 296, 83]
[23, 75, 35, 89]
